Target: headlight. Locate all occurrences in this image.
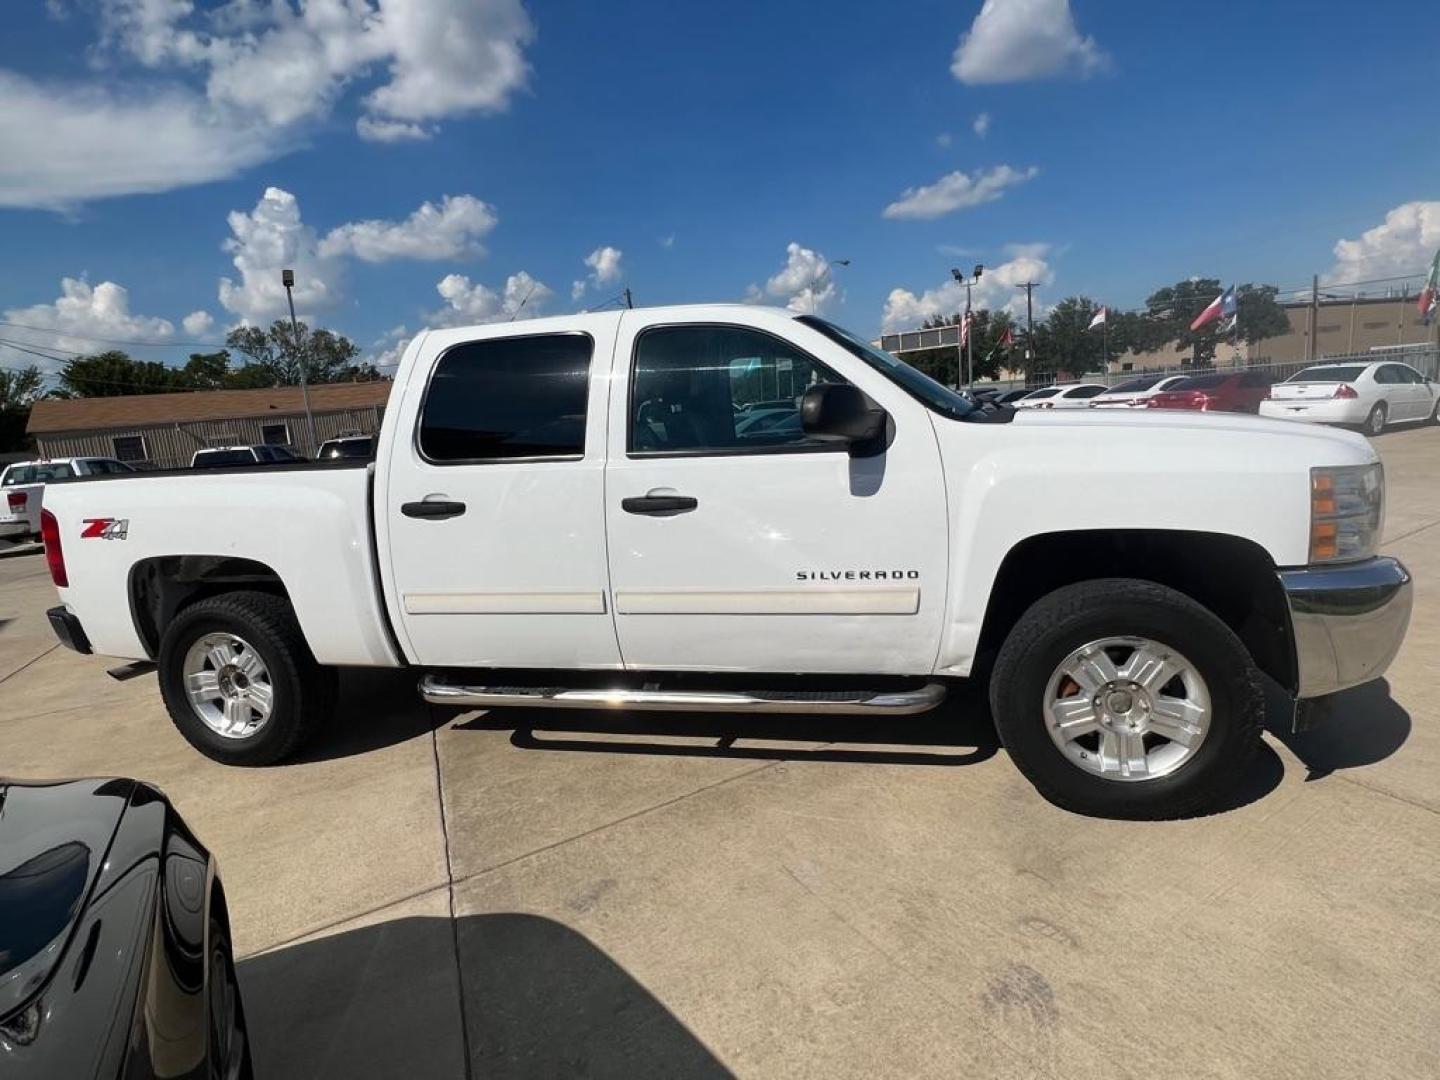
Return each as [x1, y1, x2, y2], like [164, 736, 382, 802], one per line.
[1309, 463, 1383, 563]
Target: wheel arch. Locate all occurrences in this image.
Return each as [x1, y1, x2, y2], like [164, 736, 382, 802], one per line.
[128, 555, 292, 659]
[975, 529, 1295, 692]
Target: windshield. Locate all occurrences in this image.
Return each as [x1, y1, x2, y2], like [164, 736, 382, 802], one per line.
[795, 315, 977, 420]
[1288, 365, 1366, 383]
[1106, 375, 1164, 394]
[1170, 374, 1227, 390]
[3, 463, 74, 485]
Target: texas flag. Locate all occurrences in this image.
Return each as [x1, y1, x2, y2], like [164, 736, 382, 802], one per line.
[1190, 286, 1236, 331]
[1088, 306, 1107, 330]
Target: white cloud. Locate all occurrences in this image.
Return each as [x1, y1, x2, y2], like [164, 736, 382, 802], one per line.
[182, 310, 216, 336]
[317, 194, 497, 262]
[973, 112, 991, 137]
[1, 1, 537, 209]
[356, 116, 432, 142]
[427, 271, 552, 327]
[749, 242, 837, 315]
[659, 233, 676, 249]
[1328, 201, 1440, 285]
[584, 245, 624, 286]
[368, 324, 412, 370]
[951, 0, 1107, 84]
[570, 280, 587, 301]
[882, 164, 1038, 220]
[935, 132, 953, 148]
[0, 70, 285, 210]
[218, 186, 340, 325]
[881, 244, 1054, 332]
[0, 278, 180, 371]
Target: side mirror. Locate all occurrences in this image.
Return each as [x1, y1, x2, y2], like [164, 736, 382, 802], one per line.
[801, 383, 888, 455]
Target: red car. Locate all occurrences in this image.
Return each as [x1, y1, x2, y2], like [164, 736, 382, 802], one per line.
[1145, 372, 1272, 413]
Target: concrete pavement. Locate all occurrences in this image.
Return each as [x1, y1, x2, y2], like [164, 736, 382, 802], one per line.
[2, 426, 1438, 1078]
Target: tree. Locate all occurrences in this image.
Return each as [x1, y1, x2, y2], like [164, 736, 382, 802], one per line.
[181, 350, 233, 390]
[1035, 296, 1108, 376]
[0, 365, 44, 452]
[58, 351, 187, 398]
[1136, 278, 1290, 366]
[225, 321, 377, 385]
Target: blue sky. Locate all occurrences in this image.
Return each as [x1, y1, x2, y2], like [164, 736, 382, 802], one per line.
[1, 0, 1436, 375]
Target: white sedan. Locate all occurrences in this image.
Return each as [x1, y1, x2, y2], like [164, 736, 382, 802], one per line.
[1259, 361, 1439, 436]
[1087, 374, 1190, 408]
[1013, 383, 1110, 410]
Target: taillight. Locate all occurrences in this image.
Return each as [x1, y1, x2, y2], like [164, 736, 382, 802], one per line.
[1334, 384, 1359, 399]
[6, 491, 25, 510]
[40, 509, 67, 587]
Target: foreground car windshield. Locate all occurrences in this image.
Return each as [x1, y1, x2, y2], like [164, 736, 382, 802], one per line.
[1288, 365, 1367, 382]
[795, 315, 977, 420]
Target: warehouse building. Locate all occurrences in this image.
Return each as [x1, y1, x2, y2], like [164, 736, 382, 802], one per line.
[26, 381, 393, 468]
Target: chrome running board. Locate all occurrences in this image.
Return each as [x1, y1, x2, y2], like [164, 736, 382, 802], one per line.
[418, 676, 946, 716]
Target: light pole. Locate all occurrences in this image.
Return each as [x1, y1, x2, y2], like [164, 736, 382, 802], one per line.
[282, 268, 318, 454]
[950, 264, 983, 388]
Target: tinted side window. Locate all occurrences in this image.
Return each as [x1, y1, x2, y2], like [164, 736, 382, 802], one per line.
[629, 325, 848, 454]
[420, 334, 592, 462]
[1069, 385, 1106, 399]
[1398, 366, 1424, 384]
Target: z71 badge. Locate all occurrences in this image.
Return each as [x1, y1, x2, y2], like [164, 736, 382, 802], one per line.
[80, 518, 129, 540]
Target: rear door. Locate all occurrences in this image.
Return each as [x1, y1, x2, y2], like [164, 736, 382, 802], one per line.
[379, 316, 625, 669]
[1393, 364, 1432, 421]
[602, 310, 949, 675]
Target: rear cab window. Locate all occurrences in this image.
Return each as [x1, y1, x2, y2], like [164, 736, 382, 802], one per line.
[419, 332, 593, 462]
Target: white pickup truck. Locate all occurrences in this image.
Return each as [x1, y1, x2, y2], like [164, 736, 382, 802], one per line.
[38, 305, 1412, 818]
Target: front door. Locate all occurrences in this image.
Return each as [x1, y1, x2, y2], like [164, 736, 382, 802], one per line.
[603, 313, 949, 675]
[379, 318, 624, 669]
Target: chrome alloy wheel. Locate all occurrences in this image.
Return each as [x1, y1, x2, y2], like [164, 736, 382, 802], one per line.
[183, 632, 274, 739]
[1043, 636, 1211, 782]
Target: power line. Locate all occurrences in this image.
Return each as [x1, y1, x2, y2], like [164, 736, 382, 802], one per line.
[0, 319, 229, 349]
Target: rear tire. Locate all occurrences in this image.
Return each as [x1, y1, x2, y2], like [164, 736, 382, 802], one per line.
[1364, 402, 1387, 436]
[158, 590, 335, 766]
[989, 578, 1262, 819]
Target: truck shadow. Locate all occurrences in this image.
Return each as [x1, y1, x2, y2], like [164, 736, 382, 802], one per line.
[239, 912, 731, 1080]
[291, 667, 448, 764]
[1263, 678, 1411, 781]
[451, 682, 1000, 768]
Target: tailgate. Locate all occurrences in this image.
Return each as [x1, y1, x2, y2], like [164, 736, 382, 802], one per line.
[1, 482, 43, 526]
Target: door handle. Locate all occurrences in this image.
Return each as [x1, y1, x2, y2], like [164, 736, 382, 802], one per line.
[401, 499, 467, 520]
[621, 495, 698, 515]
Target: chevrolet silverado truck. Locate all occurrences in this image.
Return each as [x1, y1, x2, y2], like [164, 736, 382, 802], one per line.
[37, 305, 1413, 818]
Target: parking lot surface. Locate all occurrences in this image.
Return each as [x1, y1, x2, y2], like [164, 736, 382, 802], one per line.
[3, 427, 1439, 1079]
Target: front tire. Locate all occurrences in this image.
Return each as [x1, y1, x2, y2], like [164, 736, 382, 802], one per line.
[990, 578, 1262, 819]
[1364, 402, 1387, 436]
[158, 590, 335, 765]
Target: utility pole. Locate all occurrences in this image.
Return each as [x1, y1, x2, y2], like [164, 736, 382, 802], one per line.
[1017, 282, 1039, 375]
[281, 269, 318, 454]
[1307, 274, 1319, 364]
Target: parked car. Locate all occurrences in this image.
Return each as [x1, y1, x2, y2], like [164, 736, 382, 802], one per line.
[1088, 374, 1191, 409]
[191, 444, 300, 468]
[1012, 383, 1109, 409]
[1, 458, 134, 540]
[317, 434, 377, 460]
[0, 777, 250, 1079]
[991, 387, 1036, 405]
[1146, 372, 1272, 413]
[38, 304, 1411, 819]
[1259, 361, 1440, 436]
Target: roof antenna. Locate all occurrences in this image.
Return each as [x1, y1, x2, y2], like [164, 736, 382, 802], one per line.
[509, 282, 538, 321]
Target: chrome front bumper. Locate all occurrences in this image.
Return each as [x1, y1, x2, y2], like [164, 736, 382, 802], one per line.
[1278, 556, 1412, 699]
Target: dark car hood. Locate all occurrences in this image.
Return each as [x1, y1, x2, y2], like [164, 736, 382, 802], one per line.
[0, 779, 136, 1019]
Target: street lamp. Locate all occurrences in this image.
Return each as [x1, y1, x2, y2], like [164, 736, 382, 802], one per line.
[950, 264, 984, 388]
[281, 268, 318, 454]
